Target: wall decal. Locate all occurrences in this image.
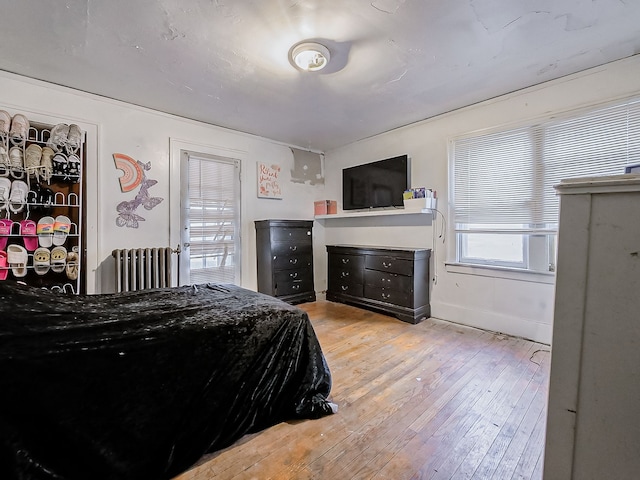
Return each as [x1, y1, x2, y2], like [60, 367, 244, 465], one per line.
[114, 156, 164, 228]
[257, 162, 282, 199]
[113, 153, 144, 192]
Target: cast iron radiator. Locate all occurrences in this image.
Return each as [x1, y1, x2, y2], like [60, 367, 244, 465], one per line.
[111, 247, 178, 292]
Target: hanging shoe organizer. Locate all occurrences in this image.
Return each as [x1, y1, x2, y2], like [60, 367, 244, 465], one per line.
[0, 111, 84, 294]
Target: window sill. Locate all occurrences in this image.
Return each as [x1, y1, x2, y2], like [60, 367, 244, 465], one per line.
[445, 262, 556, 284]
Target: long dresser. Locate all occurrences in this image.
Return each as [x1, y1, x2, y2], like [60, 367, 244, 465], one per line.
[255, 220, 315, 304]
[326, 245, 431, 324]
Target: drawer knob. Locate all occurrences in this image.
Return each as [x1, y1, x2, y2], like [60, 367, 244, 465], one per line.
[292, 284, 300, 290]
[341, 285, 349, 291]
[341, 258, 350, 264]
[289, 258, 298, 264]
[383, 262, 392, 268]
[340, 271, 350, 278]
[290, 272, 298, 278]
[382, 293, 391, 299]
[289, 245, 297, 251]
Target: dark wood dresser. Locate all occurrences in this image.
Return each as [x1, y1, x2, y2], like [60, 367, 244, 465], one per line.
[326, 245, 431, 324]
[255, 220, 316, 304]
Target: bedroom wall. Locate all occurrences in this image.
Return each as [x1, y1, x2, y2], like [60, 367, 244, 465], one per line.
[321, 55, 640, 345]
[0, 71, 324, 294]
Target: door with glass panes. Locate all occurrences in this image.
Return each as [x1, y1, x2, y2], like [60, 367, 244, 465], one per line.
[179, 151, 241, 286]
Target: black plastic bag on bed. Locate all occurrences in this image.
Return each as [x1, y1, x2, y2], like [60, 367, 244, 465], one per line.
[0, 281, 334, 480]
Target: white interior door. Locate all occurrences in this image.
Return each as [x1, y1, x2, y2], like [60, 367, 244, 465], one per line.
[179, 150, 241, 285]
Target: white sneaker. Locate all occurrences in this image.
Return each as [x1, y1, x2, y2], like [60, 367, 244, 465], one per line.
[0, 110, 11, 136]
[48, 123, 69, 150]
[9, 114, 29, 144]
[25, 144, 43, 180]
[67, 124, 82, 149]
[40, 146, 54, 183]
[8, 146, 24, 179]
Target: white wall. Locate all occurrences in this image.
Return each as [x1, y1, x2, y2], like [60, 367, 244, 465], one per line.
[0, 72, 324, 294]
[322, 55, 640, 344]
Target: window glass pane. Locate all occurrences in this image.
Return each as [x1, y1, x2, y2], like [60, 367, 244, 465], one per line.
[461, 233, 524, 265]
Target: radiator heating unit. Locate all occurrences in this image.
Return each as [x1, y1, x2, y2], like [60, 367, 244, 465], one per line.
[112, 247, 177, 292]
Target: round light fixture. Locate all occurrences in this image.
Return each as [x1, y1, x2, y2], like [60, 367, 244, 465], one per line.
[290, 42, 330, 72]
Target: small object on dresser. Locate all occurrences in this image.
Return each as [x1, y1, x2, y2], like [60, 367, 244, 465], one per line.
[314, 200, 337, 215]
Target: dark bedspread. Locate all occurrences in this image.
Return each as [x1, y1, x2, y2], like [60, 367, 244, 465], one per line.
[0, 282, 333, 480]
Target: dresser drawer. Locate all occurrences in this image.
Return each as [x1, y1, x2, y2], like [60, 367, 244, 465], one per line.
[272, 241, 312, 256]
[270, 227, 312, 244]
[329, 253, 364, 272]
[274, 277, 314, 297]
[328, 280, 364, 297]
[364, 269, 414, 292]
[364, 285, 413, 308]
[273, 252, 313, 270]
[275, 268, 313, 285]
[365, 255, 413, 276]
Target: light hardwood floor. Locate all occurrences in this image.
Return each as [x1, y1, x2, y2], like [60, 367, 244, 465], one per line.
[175, 300, 550, 480]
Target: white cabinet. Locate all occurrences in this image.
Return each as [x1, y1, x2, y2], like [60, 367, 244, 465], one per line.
[544, 175, 640, 479]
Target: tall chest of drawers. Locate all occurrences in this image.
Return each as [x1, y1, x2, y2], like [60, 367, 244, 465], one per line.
[326, 245, 431, 324]
[255, 220, 316, 304]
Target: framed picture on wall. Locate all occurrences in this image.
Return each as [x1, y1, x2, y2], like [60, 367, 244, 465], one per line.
[257, 162, 283, 199]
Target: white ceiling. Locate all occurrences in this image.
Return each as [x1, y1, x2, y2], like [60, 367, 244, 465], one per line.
[1, 0, 639, 152]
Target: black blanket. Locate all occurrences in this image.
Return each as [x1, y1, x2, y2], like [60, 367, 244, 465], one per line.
[0, 282, 333, 480]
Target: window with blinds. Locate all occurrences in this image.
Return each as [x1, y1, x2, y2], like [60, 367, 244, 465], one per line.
[183, 152, 241, 284]
[451, 97, 640, 272]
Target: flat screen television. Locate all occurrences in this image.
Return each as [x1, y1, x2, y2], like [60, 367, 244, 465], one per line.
[342, 155, 410, 210]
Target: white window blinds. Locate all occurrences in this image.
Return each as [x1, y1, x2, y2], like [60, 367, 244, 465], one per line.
[186, 153, 240, 285]
[453, 98, 640, 227]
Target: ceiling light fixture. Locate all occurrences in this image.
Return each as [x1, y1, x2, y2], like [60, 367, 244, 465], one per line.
[290, 42, 331, 72]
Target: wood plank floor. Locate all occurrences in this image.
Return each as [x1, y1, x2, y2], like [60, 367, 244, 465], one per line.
[174, 300, 550, 480]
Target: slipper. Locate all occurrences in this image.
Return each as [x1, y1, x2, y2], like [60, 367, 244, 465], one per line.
[9, 180, 28, 214]
[9, 114, 29, 145]
[7, 244, 28, 277]
[66, 249, 79, 280]
[0, 219, 12, 250]
[52, 152, 68, 179]
[0, 250, 7, 280]
[37, 216, 55, 248]
[20, 219, 38, 251]
[40, 146, 54, 183]
[52, 215, 71, 246]
[33, 247, 50, 275]
[50, 245, 67, 273]
[0, 177, 10, 210]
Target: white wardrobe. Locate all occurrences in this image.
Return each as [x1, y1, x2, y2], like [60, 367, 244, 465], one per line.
[544, 175, 640, 479]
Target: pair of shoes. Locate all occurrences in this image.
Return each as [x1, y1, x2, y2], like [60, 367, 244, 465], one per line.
[7, 243, 28, 277]
[33, 245, 70, 275]
[9, 114, 29, 146]
[27, 184, 53, 215]
[2, 179, 29, 214]
[48, 123, 82, 151]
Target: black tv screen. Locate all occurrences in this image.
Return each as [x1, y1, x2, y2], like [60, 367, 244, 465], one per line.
[342, 155, 409, 210]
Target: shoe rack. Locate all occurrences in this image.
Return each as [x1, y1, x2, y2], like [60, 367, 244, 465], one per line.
[0, 111, 85, 294]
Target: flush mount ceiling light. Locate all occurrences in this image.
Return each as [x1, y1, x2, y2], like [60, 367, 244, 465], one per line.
[290, 42, 331, 72]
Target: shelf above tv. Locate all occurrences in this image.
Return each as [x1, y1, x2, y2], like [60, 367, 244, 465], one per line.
[314, 208, 434, 220]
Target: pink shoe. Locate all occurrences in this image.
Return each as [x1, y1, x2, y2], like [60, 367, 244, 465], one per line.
[0, 250, 7, 280]
[0, 219, 12, 250]
[20, 219, 38, 251]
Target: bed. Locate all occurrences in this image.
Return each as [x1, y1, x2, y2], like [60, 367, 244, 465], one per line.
[0, 281, 334, 480]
